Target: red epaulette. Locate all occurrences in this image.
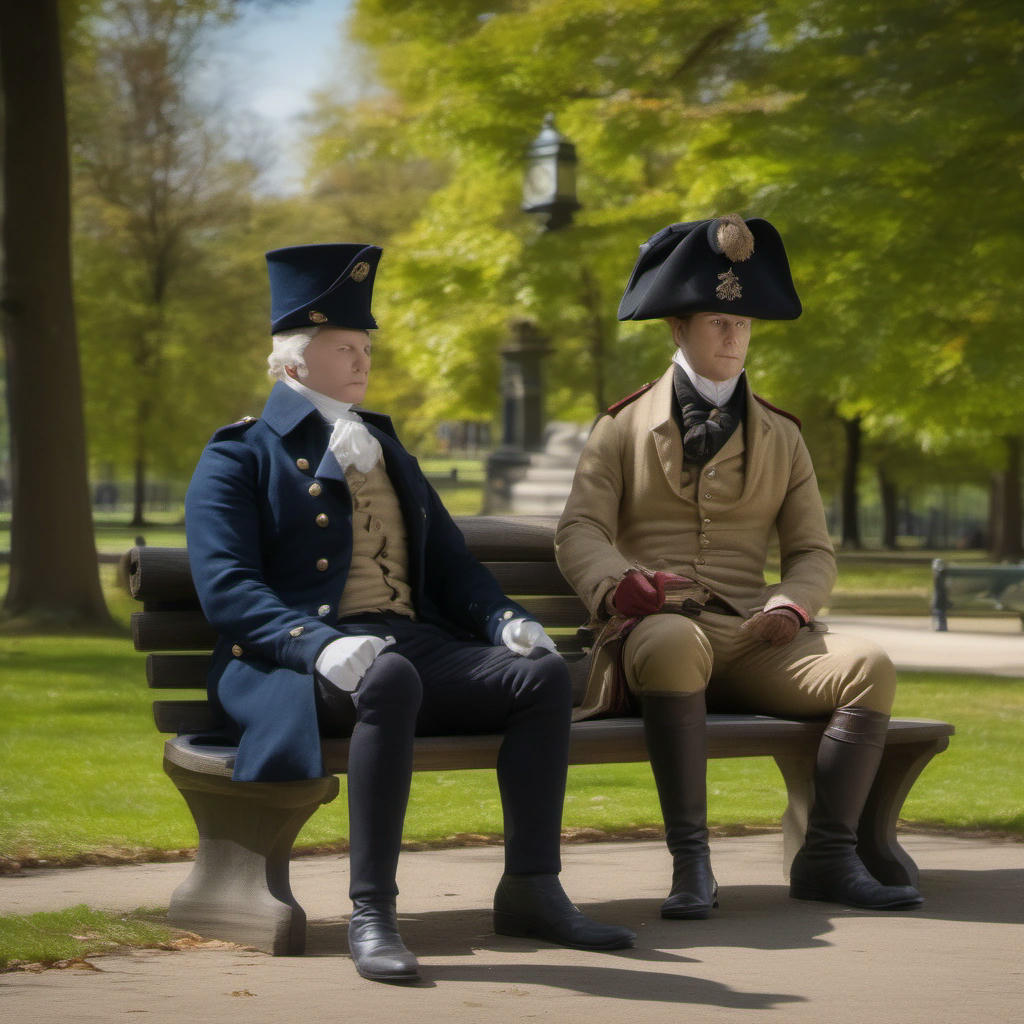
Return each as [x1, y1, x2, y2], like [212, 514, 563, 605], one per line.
[607, 380, 656, 416]
[754, 393, 802, 430]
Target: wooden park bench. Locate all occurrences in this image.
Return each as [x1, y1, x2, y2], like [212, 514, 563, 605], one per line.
[129, 516, 954, 956]
[930, 557, 1024, 631]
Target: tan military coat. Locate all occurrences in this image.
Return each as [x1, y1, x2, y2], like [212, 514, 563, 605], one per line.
[555, 366, 836, 718]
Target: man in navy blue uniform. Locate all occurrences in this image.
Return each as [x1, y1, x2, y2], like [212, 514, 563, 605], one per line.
[185, 243, 634, 983]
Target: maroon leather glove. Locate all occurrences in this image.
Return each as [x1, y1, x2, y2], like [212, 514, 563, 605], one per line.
[612, 569, 693, 617]
[740, 608, 802, 646]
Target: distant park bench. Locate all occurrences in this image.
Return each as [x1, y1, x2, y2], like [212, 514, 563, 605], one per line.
[129, 516, 954, 956]
[930, 558, 1024, 631]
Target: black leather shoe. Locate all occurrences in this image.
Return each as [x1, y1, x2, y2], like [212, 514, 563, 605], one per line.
[493, 873, 635, 950]
[348, 899, 420, 982]
[790, 849, 923, 910]
[661, 854, 719, 919]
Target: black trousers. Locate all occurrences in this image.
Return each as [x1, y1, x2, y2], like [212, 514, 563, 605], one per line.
[314, 614, 573, 900]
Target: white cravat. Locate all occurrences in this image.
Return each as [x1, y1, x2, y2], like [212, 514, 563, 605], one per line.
[282, 375, 382, 473]
[672, 348, 742, 407]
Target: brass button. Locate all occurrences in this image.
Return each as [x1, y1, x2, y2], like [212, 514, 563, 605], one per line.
[700, 534, 709, 545]
[317, 604, 332, 616]
[296, 458, 310, 471]
[316, 558, 329, 571]
[703, 517, 711, 524]
[308, 482, 322, 497]
[231, 644, 243, 657]
[316, 513, 329, 527]
[242, 415, 256, 423]
[706, 468, 717, 478]
[704, 493, 713, 500]
[289, 625, 304, 637]
[501, 610, 514, 621]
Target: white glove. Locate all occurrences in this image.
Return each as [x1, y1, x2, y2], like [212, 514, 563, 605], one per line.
[501, 618, 559, 657]
[315, 635, 394, 693]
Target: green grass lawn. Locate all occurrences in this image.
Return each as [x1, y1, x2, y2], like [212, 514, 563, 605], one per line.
[0, 906, 175, 971]
[1, 632, 1020, 867]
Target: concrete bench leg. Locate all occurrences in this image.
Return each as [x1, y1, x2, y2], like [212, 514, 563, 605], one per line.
[856, 737, 950, 888]
[775, 737, 950, 888]
[163, 759, 340, 955]
[773, 752, 815, 879]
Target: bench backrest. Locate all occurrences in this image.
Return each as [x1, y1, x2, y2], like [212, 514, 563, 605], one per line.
[130, 515, 592, 734]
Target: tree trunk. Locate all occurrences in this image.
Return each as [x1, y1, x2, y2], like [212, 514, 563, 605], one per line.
[990, 435, 1023, 560]
[839, 415, 863, 550]
[0, 0, 112, 628]
[877, 463, 899, 550]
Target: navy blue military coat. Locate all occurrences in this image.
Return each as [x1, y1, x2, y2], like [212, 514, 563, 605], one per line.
[184, 382, 530, 782]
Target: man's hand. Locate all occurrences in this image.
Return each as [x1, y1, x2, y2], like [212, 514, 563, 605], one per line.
[740, 608, 802, 647]
[501, 618, 559, 657]
[315, 635, 394, 692]
[611, 569, 694, 617]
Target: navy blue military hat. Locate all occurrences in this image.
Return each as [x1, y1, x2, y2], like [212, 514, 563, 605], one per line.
[617, 214, 801, 321]
[265, 243, 382, 334]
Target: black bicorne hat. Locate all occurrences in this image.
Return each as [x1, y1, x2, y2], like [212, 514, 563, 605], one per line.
[266, 243, 382, 334]
[617, 214, 801, 321]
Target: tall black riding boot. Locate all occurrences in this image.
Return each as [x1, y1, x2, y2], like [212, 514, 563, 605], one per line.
[346, 654, 421, 981]
[642, 692, 718, 919]
[789, 707, 923, 911]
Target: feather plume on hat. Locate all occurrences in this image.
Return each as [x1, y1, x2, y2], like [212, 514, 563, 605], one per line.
[711, 213, 755, 262]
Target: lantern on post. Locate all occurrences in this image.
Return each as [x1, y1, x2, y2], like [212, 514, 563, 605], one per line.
[521, 113, 581, 231]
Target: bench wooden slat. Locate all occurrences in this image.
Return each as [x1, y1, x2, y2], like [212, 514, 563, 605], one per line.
[483, 561, 575, 595]
[513, 595, 589, 627]
[454, 515, 558, 561]
[162, 716, 956, 778]
[128, 516, 561, 604]
[146, 641, 588, 691]
[133, 610, 218, 652]
[154, 700, 222, 733]
[148, 653, 211, 689]
[134, 602, 585, 650]
[129, 547, 197, 602]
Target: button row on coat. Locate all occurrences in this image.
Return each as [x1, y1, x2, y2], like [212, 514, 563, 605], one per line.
[697, 465, 719, 563]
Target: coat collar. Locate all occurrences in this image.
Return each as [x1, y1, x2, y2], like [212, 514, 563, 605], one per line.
[261, 380, 322, 437]
[643, 365, 774, 499]
[261, 380, 398, 441]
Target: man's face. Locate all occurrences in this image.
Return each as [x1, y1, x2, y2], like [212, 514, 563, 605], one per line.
[670, 312, 752, 382]
[289, 327, 372, 404]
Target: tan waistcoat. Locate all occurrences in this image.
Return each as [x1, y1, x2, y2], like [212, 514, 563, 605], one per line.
[337, 462, 416, 620]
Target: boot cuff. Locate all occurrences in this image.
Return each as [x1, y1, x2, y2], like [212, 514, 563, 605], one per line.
[823, 707, 889, 748]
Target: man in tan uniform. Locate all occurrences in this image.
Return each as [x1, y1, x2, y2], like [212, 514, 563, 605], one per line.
[555, 215, 922, 916]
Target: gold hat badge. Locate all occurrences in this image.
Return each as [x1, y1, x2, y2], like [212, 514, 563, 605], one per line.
[349, 261, 371, 282]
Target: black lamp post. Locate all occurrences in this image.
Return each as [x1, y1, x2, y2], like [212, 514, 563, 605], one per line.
[483, 115, 581, 512]
[521, 112, 581, 231]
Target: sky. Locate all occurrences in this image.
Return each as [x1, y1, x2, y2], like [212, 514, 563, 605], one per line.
[202, 0, 357, 192]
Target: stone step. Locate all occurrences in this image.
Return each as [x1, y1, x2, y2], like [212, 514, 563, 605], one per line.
[516, 467, 578, 483]
[505, 498, 570, 516]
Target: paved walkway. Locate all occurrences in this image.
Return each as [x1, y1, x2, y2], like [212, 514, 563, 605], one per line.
[3, 834, 1023, 1023]
[823, 614, 1024, 677]
[2, 615, 1022, 1022]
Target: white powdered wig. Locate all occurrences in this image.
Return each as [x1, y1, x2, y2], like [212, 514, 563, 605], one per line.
[267, 327, 320, 380]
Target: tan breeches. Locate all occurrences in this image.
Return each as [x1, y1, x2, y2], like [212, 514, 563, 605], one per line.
[622, 611, 896, 716]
